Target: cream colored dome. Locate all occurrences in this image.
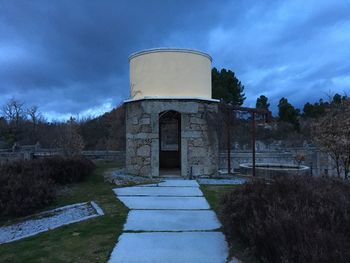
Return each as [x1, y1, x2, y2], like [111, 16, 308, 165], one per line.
[128, 48, 212, 101]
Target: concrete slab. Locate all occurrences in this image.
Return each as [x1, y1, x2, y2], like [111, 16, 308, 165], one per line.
[124, 210, 221, 231]
[114, 186, 203, 196]
[157, 180, 199, 187]
[118, 196, 210, 210]
[108, 232, 228, 263]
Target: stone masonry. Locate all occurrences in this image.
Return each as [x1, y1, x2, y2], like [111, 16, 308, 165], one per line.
[125, 99, 219, 178]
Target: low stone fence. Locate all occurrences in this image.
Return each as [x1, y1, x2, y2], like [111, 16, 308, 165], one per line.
[81, 151, 125, 162]
[0, 146, 336, 177]
[0, 149, 125, 164]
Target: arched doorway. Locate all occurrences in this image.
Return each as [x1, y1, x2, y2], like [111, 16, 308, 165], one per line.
[159, 110, 181, 176]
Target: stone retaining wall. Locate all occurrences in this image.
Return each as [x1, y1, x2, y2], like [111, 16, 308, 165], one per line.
[0, 150, 125, 164]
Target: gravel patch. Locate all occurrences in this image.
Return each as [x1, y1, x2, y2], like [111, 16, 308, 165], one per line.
[0, 201, 104, 244]
[105, 168, 161, 186]
[198, 178, 247, 185]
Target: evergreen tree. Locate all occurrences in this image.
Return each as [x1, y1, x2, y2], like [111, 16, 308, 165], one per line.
[332, 93, 343, 105]
[331, 93, 348, 108]
[212, 68, 246, 106]
[303, 99, 326, 118]
[278, 97, 300, 130]
[256, 95, 270, 110]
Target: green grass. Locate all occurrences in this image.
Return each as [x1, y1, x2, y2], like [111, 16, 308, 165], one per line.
[201, 184, 259, 263]
[0, 161, 128, 263]
[200, 185, 238, 212]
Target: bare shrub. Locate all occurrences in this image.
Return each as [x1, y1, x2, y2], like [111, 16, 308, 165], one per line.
[0, 157, 95, 217]
[221, 176, 350, 263]
[0, 162, 55, 217]
[55, 117, 85, 156]
[312, 98, 350, 178]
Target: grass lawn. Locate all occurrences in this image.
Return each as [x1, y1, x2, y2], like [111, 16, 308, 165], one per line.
[0, 161, 128, 263]
[201, 184, 259, 263]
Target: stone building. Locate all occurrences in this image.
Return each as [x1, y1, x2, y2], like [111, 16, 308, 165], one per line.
[125, 48, 219, 178]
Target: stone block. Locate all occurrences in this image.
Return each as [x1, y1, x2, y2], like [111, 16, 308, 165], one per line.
[126, 103, 143, 118]
[126, 145, 136, 156]
[139, 117, 151, 125]
[134, 133, 158, 139]
[139, 165, 151, 176]
[140, 124, 152, 133]
[190, 117, 206, 125]
[183, 131, 202, 138]
[192, 138, 204, 147]
[132, 117, 139, 125]
[189, 147, 207, 158]
[190, 165, 204, 177]
[204, 166, 217, 177]
[189, 124, 201, 130]
[143, 157, 151, 165]
[137, 145, 151, 157]
[188, 157, 204, 165]
[142, 100, 199, 114]
[126, 133, 134, 139]
[199, 124, 208, 131]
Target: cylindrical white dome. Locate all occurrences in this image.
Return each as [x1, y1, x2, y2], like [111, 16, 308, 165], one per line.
[129, 48, 212, 100]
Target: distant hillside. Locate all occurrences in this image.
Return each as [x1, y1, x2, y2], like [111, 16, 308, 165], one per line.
[80, 104, 125, 150]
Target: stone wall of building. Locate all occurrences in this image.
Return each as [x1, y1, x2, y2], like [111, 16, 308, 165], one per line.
[125, 99, 219, 178]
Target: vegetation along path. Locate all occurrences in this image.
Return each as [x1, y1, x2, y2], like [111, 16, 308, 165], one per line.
[0, 162, 129, 263]
[109, 179, 229, 263]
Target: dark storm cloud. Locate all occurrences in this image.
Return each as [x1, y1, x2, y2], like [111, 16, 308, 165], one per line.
[0, 0, 349, 119]
[0, 0, 224, 118]
[205, 0, 350, 111]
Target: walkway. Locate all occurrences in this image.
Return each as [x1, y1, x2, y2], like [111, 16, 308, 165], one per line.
[108, 179, 229, 263]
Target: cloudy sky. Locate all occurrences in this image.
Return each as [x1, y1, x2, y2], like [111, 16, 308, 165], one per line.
[1, 0, 349, 120]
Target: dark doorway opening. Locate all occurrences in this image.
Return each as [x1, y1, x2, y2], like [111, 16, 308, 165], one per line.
[159, 110, 181, 176]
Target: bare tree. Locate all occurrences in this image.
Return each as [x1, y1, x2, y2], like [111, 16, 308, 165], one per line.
[27, 105, 42, 129]
[1, 99, 26, 144]
[2, 98, 25, 127]
[312, 98, 350, 179]
[60, 117, 85, 156]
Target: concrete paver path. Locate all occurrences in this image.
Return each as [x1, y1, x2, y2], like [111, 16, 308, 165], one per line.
[109, 180, 229, 263]
[116, 196, 210, 210]
[124, 210, 221, 231]
[115, 186, 203, 196]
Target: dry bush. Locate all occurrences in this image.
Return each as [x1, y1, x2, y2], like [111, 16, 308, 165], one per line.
[0, 163, 55, 217]
[38, 156, 96, 184]
[0, 157, 95, 217]
[221, 175, 350, 263]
